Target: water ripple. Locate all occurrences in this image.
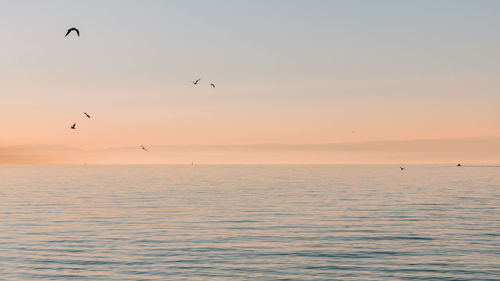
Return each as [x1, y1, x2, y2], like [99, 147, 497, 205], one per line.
[0, 165, 498, 280]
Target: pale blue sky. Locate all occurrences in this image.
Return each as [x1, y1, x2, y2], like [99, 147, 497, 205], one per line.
[2, 0, 498, 78]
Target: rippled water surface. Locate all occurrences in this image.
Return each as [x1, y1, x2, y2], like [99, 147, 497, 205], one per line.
[0, 165, 499, 280]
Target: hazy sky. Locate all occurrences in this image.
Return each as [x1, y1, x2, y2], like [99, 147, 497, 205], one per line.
[1, 0, 499, 149]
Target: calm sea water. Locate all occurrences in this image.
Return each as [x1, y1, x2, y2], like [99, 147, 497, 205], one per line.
[0, 165, 498, 280]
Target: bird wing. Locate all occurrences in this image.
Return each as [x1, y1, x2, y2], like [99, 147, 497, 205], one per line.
[211, 83, 215, 88]
[195, 79, 201, 83]
[75, 29, 80, 36]
[65, 29, 71, 37]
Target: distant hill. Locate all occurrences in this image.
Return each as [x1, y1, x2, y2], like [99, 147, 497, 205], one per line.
[1, 137, 499, 164]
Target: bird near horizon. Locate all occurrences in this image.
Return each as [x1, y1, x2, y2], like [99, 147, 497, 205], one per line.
[65, 27, 80, 37]
[192, 78, 201, 85]
[400, 166, 405, 170]
[84, 112, 90, 119]
[210, 83, 215, 88]
[70, 123, 76, 129]
[141, 145, 149, 152]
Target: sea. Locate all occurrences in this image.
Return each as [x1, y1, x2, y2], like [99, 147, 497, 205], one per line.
[0, 165, 498, 280]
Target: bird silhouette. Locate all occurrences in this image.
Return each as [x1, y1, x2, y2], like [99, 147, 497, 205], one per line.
[210, 83, 215, 88]
[65, 27, 80, 37]
[192, 78, 201, 85]
[400, 166, 405, 170]
[84, 112, 90, 119]
[70, 123, 76, 129]
[141, 145, 149, 152]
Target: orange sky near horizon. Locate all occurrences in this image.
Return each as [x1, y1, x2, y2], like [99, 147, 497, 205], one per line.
[2, 75, 498, 149]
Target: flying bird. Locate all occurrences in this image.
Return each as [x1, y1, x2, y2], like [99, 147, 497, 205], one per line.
[84, 112, 90, 119]
[70, 123, 76, 129]
[400, 166, 405, 170]
[192, 78, 201, 85]
[141, 145, 149, 152]
[210, 83, 215, 88]
[65, 27, 80, 37]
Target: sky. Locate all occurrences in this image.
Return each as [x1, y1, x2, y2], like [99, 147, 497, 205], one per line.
[0, 0, 499, 163]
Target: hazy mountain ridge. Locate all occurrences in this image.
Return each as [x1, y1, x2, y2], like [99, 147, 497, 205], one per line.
[1, 137, 499, 164]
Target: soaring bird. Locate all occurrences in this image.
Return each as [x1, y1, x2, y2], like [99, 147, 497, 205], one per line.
[141, 145, 149, 152]
[210, 83, 215, 88]
[84, 112, 90, 119]
[192, 78, 201, 85]
[70, 123, 76, 129]
[65, 27, 80, 37]
[400, 166, 405, 170]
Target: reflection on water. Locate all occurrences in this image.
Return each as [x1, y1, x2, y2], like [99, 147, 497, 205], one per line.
[0, 165, 498, 280]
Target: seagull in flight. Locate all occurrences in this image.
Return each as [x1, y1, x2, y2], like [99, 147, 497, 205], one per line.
[65, 27, 80, 37]
[84, 112, 90, 119]
[141, 145, 149, 152]
[70, 123, 76, 129]
[400, 166, 405, 171]
[191, 78, 201, 85]
[210, 83, 215, 88]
